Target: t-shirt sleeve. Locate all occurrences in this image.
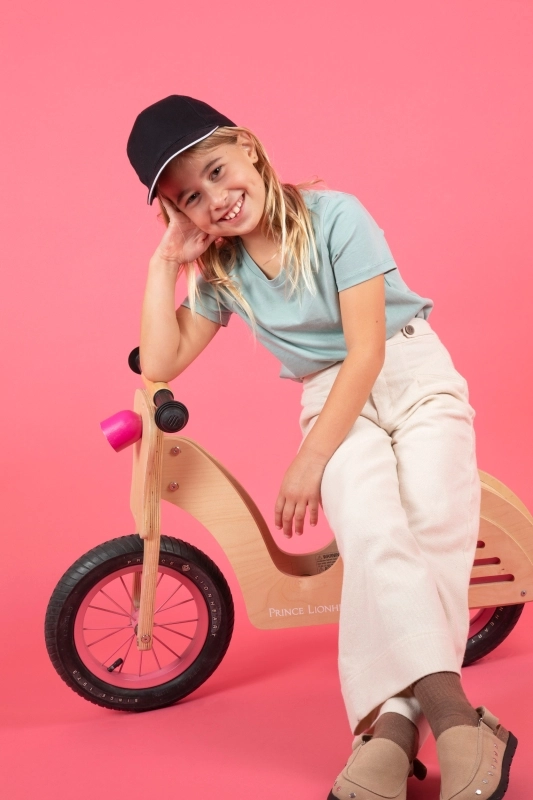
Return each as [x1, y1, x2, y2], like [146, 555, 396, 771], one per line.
[323, 192, 397, 291]
[180, 273, 233, 327]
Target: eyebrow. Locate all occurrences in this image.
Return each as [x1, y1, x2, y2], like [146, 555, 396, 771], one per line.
[176, 157, 222, 204]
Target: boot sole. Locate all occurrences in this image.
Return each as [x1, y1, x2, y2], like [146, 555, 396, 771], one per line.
[328, 733, 518, 800]
[486, 731, 518, 800]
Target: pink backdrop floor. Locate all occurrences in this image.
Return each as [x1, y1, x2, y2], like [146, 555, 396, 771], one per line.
[2, 573, 532, 799]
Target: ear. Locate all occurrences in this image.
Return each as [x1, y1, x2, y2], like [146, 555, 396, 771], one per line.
[237, 131, 258, 163]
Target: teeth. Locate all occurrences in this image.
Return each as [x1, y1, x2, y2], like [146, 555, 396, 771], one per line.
[222, 194, 243, 220]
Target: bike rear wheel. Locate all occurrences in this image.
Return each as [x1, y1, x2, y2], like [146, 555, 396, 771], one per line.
[463, 604, 524, 666]
[45, 534, 234, 710]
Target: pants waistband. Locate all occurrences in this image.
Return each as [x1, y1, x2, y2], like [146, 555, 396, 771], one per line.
[387, 316, 434, 344]
[302, 317, 435, 385]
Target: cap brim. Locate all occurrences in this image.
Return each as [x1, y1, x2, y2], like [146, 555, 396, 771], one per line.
[148, 126, 219, 204]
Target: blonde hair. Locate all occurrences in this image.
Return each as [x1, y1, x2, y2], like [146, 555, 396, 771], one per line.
[157, 126, 325, 336]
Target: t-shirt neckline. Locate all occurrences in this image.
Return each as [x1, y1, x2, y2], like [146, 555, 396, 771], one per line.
[237, 239, 286, 286]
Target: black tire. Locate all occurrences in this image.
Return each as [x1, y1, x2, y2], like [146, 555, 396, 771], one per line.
[45, 534, 234, 711]
[463, 604, 524, 667]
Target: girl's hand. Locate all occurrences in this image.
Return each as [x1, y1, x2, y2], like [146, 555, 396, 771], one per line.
[153, 194, 217, 265]
[274, 451, 327, 538]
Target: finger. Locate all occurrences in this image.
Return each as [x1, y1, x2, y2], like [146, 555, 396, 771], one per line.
[309, 500, 319, 527]
[157, 192, 183, 222]
[157, 194, 179, 227]
[293, 502, 307, 536]
[196, 230, 216, 248]
[282, 500, 296, 539]
[157, 192, 173, 213]
[274, 496, 285, 530]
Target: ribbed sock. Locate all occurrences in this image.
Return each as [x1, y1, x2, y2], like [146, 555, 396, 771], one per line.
[372, 712, 419, 762]
[412, 672, 480, 740]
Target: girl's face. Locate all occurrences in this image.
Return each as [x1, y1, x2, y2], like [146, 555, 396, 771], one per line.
[157, 132, 267, 238]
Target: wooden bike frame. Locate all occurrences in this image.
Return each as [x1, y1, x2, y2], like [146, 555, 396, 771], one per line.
[130, 384, 533, 651]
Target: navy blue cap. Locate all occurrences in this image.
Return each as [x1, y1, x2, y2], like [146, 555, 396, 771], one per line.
[127, 95, 237, 204]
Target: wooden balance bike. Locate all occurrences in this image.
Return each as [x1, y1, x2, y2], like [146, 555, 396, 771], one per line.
[45, 348, 533, 711]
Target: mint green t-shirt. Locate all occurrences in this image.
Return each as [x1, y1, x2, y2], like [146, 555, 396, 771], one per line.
[180, 189, 433, 382]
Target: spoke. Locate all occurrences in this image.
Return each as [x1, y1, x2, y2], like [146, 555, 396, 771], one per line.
[87, 626, 132, 647]
[152, 643, 162, 670]
[83, 626, 129, 631]
[154, 623, 193, 641]
[139, 650, 143, 677]
[154, 618, 198, 625]
[156, 572, 164, 588]
[99, 589, 132, 618]
[117, 633, 135, 673]
[152, 633, 182, 660]
[88, 605, 130, 618]
[102, 633, 135, 667]
[155, 597, 194, 614]
[120, 576, 134, 606]
[154, 583, 183, 615]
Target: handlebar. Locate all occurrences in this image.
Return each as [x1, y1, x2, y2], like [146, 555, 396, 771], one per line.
[128, 347, 189, 433]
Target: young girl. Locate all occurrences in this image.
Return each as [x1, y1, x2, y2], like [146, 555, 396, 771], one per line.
[126, 95, 517, 800]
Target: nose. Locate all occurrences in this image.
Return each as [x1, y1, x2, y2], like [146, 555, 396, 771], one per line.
[207, 186, 229, 212]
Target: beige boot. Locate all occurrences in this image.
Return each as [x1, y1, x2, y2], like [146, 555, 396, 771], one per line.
[436, 706, 518, 800]
[327, 734, 427, 800]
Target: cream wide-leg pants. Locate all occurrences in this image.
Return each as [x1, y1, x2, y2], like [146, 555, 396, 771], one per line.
[298, 317, 481, 742]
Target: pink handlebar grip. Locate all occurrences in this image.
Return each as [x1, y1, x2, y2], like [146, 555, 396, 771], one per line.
[100, 410, 143, 452]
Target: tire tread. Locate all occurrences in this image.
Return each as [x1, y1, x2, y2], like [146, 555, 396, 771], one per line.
[45, 534, 234, 711]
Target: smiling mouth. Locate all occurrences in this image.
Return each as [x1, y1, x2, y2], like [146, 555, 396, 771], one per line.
[220, 193, 244, 222]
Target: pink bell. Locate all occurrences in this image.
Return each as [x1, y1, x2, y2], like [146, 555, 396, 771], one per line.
[100, 410, 143, 452]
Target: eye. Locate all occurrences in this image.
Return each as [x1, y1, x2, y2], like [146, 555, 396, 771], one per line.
[185, 193, 199, 205]
[211, 166, 222, 178]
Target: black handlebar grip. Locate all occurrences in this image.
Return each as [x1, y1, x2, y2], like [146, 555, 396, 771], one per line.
[155, 401, 189, 433]
[153, 388, 174, 407]
[127, 347, 189, 432]
[128, 347, 142, 375]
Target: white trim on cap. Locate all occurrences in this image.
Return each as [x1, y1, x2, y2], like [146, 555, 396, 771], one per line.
[147, 126, 219, 203]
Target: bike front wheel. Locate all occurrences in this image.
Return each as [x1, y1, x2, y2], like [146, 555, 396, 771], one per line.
[45, 534, 234, 711]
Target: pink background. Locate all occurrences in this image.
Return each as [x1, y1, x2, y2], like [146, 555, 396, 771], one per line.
[1, 1, 532, 797]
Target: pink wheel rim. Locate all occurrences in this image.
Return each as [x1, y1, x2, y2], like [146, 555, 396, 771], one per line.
[468, 607, 497, 638]
[74, 565, 210, 689]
